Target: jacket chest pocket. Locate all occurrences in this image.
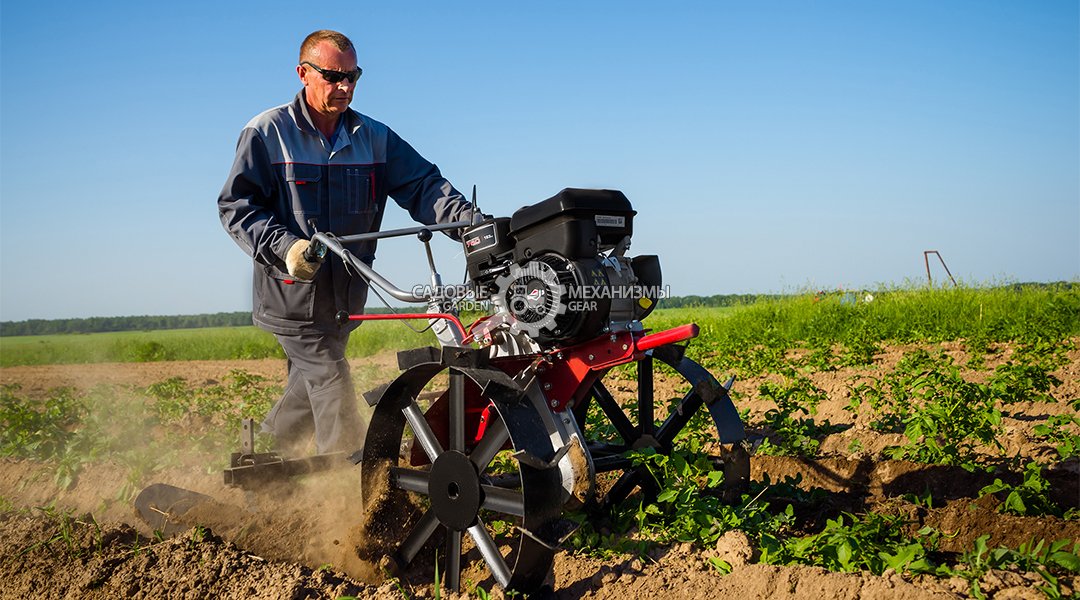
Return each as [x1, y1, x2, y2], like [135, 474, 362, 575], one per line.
[344, 167, 373, 215]
[284, 163, 323, 216]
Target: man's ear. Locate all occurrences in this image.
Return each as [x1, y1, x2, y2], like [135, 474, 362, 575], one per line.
[296, 63, 307, 85]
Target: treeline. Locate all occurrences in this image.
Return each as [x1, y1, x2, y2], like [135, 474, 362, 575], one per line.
[0, 306, 427, 337]
[658, 293, 781, 309]
[0, 312, 256, 337]
[0, 295, 764, 337]
[657, 282, 1076, 309]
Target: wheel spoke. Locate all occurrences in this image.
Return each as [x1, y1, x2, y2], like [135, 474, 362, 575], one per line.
[590, 381, 638, 444]
[638, 356, 655, 436]
[404, 399, 444, 462]
[449, 370, 465, 452]
[481, 484, 525, 517]
[602, 467, 645, 508]
[446, 528, 462, 592]
[655, 388, 701, 446]
[389, 467, 429, 495]
[398, 509, 441, 564]
[467, 519, 512, 589]
[470, 417, 509, 471]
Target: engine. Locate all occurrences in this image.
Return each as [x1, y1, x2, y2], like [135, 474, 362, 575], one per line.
[461, 188, 662, 349]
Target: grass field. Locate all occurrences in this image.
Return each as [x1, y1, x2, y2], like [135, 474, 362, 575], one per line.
[0, 321, 440, 367]
[2, 283, 1075, 368]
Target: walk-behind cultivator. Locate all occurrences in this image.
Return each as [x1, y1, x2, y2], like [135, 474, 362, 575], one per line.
[138, 188, 749, 594]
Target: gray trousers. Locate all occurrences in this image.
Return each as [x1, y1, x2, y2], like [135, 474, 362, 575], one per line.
[262, 330, 365, 455]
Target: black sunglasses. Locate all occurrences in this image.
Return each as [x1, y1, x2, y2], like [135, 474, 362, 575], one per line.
[301, 61, 363, 84]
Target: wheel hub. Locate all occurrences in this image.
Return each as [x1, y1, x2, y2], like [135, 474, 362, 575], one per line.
[428, 450, 483, 531]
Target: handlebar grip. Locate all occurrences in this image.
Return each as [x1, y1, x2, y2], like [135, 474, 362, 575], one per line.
[304, 239, 327, 263]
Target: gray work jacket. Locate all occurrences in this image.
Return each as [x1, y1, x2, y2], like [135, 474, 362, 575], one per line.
[218, 90, 473, 335]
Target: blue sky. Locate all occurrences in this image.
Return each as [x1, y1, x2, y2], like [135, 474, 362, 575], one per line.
[1, 1, 1077, 321]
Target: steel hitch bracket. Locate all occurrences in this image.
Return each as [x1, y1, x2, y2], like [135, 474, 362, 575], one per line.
[222, 418, 350, 490]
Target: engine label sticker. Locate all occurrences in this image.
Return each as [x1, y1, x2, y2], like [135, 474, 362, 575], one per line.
[464, 223, 499, 253]
[595, 215, 625, 228]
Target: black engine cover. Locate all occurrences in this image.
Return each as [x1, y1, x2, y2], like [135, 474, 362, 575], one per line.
[509, 188, 636, 261]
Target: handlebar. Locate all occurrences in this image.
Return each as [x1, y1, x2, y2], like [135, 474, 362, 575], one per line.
[309, 220, 472, 303]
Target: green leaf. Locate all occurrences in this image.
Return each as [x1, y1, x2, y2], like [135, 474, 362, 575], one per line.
[672, 452, 689, 477]
[1049, 551, 1080, 572]
[708, 557, 732, 575]
[706, 470, 724, 488]
[837, 542, 853, 571]
[1003, 491, 1027, 515]
[972, 535, 990, 564]
[656, 489, 678, 503]
[881, 544, 918, 571]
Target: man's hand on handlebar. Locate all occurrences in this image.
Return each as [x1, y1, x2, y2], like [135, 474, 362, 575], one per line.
[447, 212, 493, 242]
[285, 239, 323, 280]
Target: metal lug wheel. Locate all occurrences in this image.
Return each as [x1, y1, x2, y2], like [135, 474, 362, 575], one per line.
[359, 362, 564, 594]
[573, 344, 750, 510]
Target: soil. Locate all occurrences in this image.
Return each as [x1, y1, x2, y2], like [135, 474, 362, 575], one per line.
[1, 341, 1078, 599]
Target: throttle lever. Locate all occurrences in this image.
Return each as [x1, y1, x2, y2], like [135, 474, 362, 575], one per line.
[304, 218, 328, 263]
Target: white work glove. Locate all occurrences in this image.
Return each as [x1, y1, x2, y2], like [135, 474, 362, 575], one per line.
[285, 239, 322, 281]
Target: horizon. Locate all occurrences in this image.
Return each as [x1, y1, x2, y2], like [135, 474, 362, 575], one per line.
[2, 1, 1077, 322]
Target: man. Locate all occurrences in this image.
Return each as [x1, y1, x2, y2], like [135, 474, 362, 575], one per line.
[218, 30, 478, 456]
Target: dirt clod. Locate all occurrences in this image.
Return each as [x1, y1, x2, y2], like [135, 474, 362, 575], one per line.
[713, 530, 755, 566]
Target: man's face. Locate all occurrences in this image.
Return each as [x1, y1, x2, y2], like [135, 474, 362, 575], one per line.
[298, 41, 359, 118]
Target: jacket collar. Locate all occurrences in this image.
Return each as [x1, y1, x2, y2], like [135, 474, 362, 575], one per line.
[290, 89, 363, 138]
